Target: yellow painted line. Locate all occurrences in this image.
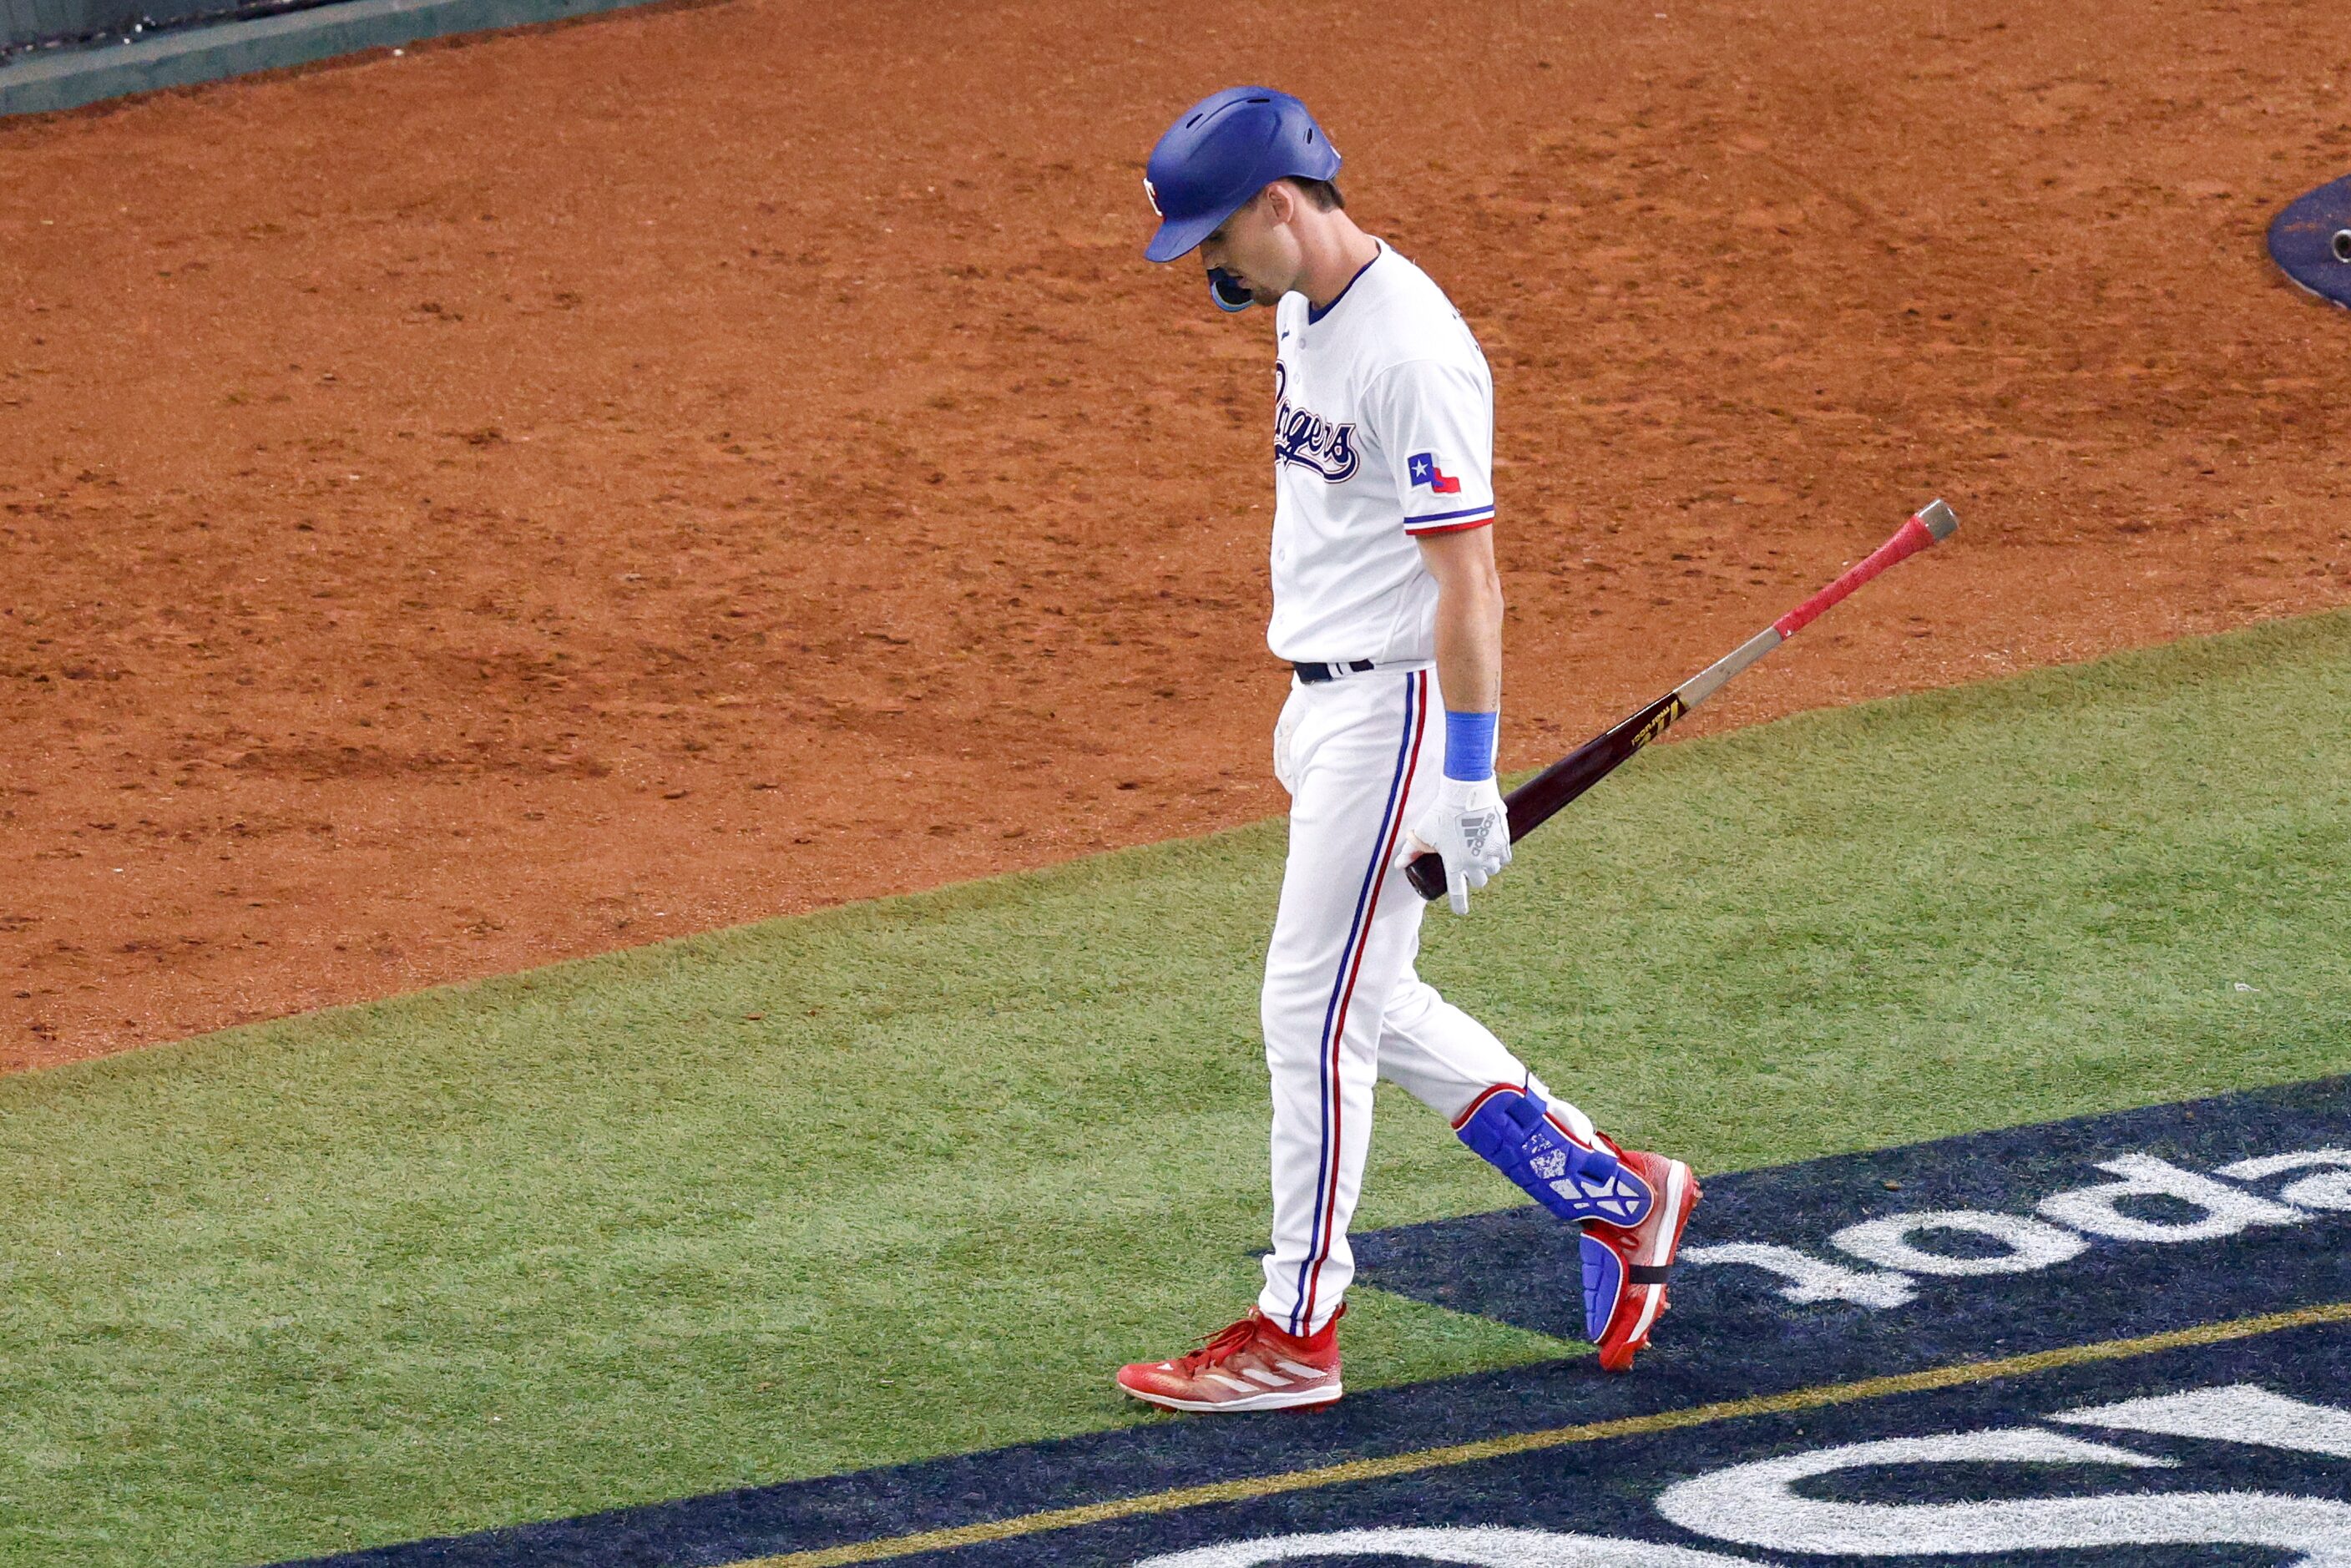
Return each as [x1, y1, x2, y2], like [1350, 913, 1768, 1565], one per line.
[737, 1298, 2351, 1568]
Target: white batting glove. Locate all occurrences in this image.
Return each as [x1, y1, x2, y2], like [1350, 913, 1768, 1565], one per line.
[1395, 775, 1512, 914]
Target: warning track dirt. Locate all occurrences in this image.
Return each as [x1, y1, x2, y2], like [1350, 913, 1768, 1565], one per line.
[279, 1076, 2350, 1568]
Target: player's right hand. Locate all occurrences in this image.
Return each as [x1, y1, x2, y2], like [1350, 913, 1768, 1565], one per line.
[1395, 775, 1512, 914]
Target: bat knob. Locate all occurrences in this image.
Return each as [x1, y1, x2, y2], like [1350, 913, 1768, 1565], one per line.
[1404, 848, 1448, 902]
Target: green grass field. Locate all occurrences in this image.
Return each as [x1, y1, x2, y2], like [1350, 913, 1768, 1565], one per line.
[4, 612, 2348, 1567]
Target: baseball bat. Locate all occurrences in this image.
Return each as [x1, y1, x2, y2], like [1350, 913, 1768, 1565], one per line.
[1405, 498, 1960, 902]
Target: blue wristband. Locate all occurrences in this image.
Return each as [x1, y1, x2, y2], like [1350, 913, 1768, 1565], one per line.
[1443, 710, 1498, 782]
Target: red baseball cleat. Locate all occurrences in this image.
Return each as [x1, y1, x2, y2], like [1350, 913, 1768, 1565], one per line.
[1580, 1147, 1701, 1373]
[1115, 1305, 1344, 1413]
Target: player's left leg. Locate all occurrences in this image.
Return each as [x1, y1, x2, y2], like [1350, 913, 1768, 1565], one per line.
[1374, 972, 1701, 1371]
[1368, 670, 1701, 1372]
[1375, 971, 1651, 1227]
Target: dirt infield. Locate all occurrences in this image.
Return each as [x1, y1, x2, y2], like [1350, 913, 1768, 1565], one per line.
[2, 0, 2346, 1072]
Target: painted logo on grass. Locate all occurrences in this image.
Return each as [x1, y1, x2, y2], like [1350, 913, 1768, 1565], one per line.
[281, 1076, 2349, 1568]
[1133, 1369, 2351, 1565]
[1352, 1075, 2348, 1386]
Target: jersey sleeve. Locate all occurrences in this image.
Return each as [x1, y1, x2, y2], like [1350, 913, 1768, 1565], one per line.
[1365, 357, 1496, 535]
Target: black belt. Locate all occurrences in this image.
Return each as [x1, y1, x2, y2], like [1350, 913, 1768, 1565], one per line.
[1293, 660, 1378, 684]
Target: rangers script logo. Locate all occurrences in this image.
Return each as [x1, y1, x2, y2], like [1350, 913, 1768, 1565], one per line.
[1273, 362, 1360, 483]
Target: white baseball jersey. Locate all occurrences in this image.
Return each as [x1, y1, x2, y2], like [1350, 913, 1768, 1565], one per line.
[1267, 240, 1496, 665]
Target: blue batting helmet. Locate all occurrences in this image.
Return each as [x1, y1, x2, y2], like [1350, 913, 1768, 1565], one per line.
[1141, 86, 1342, 263]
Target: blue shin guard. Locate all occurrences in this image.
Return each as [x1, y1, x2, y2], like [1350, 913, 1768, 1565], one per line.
[1580, 1234, 1626, 1342]
[1455, 1087, 1655, 1229]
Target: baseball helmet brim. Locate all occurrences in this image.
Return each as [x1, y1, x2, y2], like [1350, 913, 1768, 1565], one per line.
[1144, 206, 1232, 264]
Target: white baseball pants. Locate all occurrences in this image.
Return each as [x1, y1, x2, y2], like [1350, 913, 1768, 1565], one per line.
[1258, 665, 1596, 1336]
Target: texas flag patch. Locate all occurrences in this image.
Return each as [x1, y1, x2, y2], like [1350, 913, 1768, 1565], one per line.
[1408, 452, 1462, 495]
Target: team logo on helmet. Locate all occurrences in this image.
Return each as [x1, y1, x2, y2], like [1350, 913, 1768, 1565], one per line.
[1143, 176, 1163, 218]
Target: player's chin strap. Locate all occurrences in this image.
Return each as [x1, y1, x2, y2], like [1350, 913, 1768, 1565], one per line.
[1207, 266, 1255, 313]
[1454, 1085, 1654, 1227]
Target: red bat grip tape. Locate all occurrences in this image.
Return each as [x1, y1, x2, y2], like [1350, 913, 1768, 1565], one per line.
[1772, 513, 1937, 640]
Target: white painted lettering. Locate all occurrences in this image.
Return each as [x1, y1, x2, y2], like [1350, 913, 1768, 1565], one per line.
[1675, 1242, 1915, 1308]
[2036, 1153, 2304, 1242]
[1830, 1210, 2087, 1277]
[2055, 1383, 2351, 1459]
[2219, 1149, 2351, 1212]
[1654, 1427, 2351, 1562]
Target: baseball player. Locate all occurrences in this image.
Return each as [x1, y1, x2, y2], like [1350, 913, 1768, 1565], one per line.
[1115, 87, 1701, 1414]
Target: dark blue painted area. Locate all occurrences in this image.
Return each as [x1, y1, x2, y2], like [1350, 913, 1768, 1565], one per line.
[917, 1323, 2351, 1566]
[282, 1354, 1699, 1567]
[2269, 173, 2351, 309]
[276, 1077, 2350, 1568]
[1357, 1075, 2349, 1385]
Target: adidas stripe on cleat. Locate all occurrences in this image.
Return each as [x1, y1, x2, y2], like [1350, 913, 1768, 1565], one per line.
[1115, 1305, 1343, 1414]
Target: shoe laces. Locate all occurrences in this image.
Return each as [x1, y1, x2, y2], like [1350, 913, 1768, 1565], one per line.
[1176, 1312, 1267, 1372]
